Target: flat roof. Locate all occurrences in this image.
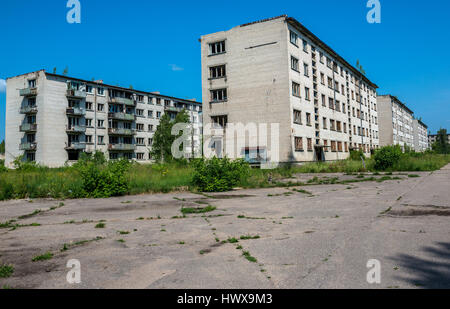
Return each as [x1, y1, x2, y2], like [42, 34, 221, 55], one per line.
[7, 70, 201, 105]
[378, 94, 414, 115]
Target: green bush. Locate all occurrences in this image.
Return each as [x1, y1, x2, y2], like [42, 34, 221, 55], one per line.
[373, 145, 403, 170]
[76, 158, 131, 198]
[192, 158, 250, 192]
[0, 159, 7, 173]
[349, 149, 365, 161]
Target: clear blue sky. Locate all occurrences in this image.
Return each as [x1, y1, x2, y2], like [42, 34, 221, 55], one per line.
[1, 0, 449, 142]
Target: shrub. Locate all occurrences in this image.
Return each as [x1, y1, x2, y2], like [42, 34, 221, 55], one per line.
[373, 145, 403, 170]
[0, 159, 7, 173]
[77, 158, 131, 198]
[191, 158, 250, 192]
[349, 149, 365, 161]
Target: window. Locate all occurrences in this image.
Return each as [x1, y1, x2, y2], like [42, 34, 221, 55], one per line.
[209, 41, 226, 55]
[86, 135, 92, 144]
[331, 141, 337, 152]
[86, 119, 92, 127]
[303, 63, 309, 77]
[98, 136, 104, 145]
[211, 115, 228, 129]
[136, 138, 145, 145]
[86, 102, 93, 110]
[307, 138, 313, 151]
[319, 52, 324, 63]
[330, 119, 336, 131]
[324, 140, 329, 152]
[136, 95, 144, 103]
[295, 137, 303, 151]
[328, 77, 333, 88]
[321, 94, 326, 107]
[320, 73, 325, 85]
[210, 89, 227, 102]
[293, 110, 302, 125]
[292, 82, 300, 97]
[210, 65, 226, 79]
[156, 112, 161, 119]
[26, 152, 35, 162]
[329, 98, 334, 110]
[337, 142, 343, 152]
[290, 30, 298, 46]
[97, 88, 105, 96]
[137, 153, 145, 160]
[97, 120, 104, 128]
[345, 142, 349, 152]
[302, 40, 308, 53]
[136, 109, 144, 117]
[86, 85, 93, 94]
[305, 87, 310, 101]
[148, 138, 153, 146]
[136, 123, 144, 131]
[164, 99, 171, 107]
[336, 121, 342, 132]
[148, 110, 153, 118]
[148, 97, 154, 105]
[28, 79, 36, 88]
[323, 117, 327, 129]
[148, 124, 154, 132]
[306, 113, 311, 126]
[97, 103, 104, 112]
[156, 98, 161, 105]
[291, 56, 299, 71]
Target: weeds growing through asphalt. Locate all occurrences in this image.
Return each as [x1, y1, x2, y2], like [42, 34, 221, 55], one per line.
[32, 252, 53, 262]
[0, 264, 14, 278]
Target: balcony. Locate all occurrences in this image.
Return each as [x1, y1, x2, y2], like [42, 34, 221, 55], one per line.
[65, 142, 86, 150]
[108, 112, 136, 121]
[19, 88, 37, 97]
[66, 107, 86, 116]
[108, 128, 136, 136]
[108, 143, 136, 151]
[66, 125, 86, 133]
[20, 106, 38, 114]
[110, 97, 135, 106]
[66, 89, 87, 99]
[20, 142, 37, 151]
[165, 106, 183, 113]
[20, 123, 37, 132]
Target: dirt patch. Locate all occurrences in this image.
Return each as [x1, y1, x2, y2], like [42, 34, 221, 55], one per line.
[206, 194, 254, 200]
[388, 206, 450, 217]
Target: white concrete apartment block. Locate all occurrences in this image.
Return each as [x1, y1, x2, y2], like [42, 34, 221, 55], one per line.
[5, 70, 202, 168]
[377, 95, 415, 151]
[201, 15, 379, 164]
[412, 119, 429, 152]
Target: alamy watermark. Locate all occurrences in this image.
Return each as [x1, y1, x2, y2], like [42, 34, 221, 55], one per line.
[66, 0, 81, 24]
[366, 259, 381, 284]
[367, 0, 381, 24]
[66, 259, 81, 284]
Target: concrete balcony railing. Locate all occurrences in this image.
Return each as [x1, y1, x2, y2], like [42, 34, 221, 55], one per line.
[108, 143, 136, 151]
[20, 106, 38, 114]
[66, 125, 86, 133]
[108, 128, 136, 136]
[110, 97, 135, 106]
[20, 142, 37, 151]
[164, 106, 183, 113]
[20, 87, 38, 97]
[66, 89, 87, 99]
[66, 107, 86, 116]
[108, 112, 136, 121]
[65, 142, 86, 150]
[20, 123, 37, 132]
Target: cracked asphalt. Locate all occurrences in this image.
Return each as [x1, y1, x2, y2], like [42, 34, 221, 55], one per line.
[0, 165, 449, 289]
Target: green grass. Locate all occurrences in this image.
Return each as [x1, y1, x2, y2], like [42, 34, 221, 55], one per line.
[0, 264, 14, 278]
[32, 252, 53, 262]
[180, 205, 216, 214]
[240, 235, 261, 240]
[1, 155, 448, 201]
[95, 223, 105, 229]
[242, 251, 258, 263]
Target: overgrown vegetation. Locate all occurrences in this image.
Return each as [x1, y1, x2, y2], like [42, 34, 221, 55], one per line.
[0, 264, 14, 278]
[0, 147, 449, 201]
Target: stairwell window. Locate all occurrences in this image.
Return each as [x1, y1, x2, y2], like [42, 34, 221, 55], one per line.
[209, 41, 226, 55]
[305, 87, 310, 101]
[303, 63, 309, 77]
[210, 89, 227, 103]
[302, 40, 308, 53]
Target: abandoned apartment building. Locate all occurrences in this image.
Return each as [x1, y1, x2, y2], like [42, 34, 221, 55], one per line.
[5, 70, 202, 168]
[201, 15, 380, 164]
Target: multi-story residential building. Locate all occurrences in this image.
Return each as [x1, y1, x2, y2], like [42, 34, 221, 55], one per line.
[412, 119, 429, 152]
[377, 95, 414, 151]
[200, 15, 379, 164]
[429, 132, 450, 146]
[5, 70, 202, 168]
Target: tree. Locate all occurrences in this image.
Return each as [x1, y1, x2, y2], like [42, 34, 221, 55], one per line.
[151, 110, 190, 162]
[432, 128, 450, 154]
[63, 66, 69, 76]
[0, 140, 5, 154]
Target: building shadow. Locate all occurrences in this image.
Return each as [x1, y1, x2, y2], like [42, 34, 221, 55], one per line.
[388, 242, 450, 289]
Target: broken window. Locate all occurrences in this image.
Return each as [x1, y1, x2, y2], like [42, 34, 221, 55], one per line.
[210, 89, 227, 102]
[210, 65, 226, 79]
[209, 41, 226, 55]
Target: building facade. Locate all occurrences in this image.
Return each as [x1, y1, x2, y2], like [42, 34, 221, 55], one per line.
[377, 95, 414, 151]
[429, 133, 450, 146]
[412, 119, 429, 152]
[5, 70, 202, 168]
[200, 15, 379, 164]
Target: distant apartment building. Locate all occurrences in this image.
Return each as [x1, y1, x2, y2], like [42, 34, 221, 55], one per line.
[5, 70, 202, 168]
[412, 119, 429, 152]
[377, 95, 414, 151]
[429, 132, 450, 146]
[200, 15, 379, 164]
